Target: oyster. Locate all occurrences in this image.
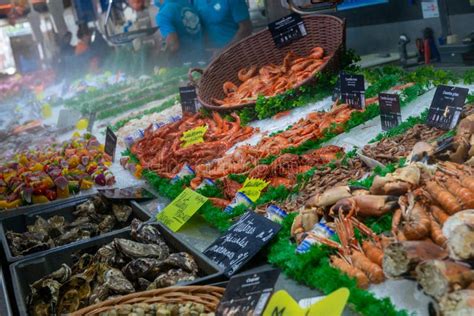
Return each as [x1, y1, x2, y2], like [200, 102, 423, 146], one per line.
[131, 219, 167, 247]
[158, 252, 198, 274]
[27, 278, 62, 316]
[114, 238, 169, 260]
[147, 269, 196, 290]
[112, 204, 132, 223]
[46, 216, 66, 238]
[95, 243, 127, 268]
[136, 278, 151, 291]
[98, 215, 116, 233]
[103, 268, 135, 294]
[57, 227, 92, 246]
[122, 258, 162, 281]
[71, 254, 94, 274]
[89, 284, 109, 305]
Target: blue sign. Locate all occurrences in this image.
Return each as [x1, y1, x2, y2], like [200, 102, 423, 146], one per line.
[338, 0, 388, 10]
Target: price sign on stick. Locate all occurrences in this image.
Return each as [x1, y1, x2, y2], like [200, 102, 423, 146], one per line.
[204, 211, 281, 277]
[105, 127, 118, 162]
[340, 73, 365, 110]
[157, 188, 208, 232]
[216, 268, 280, 316]
[181, 125, 208, 148]
[238, 178, 270, 202]
[379, 93, 402, 131]
[426, 85, 469, 130]
[179, 86, 201, 114]
[269, 13, 307, 48]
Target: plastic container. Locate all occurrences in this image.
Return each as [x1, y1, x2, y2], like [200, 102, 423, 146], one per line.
[0, 192, 96, 221]
[0, 267, 13, 316]
[10, 222, 223, 316]
[0, 196, 150, 263]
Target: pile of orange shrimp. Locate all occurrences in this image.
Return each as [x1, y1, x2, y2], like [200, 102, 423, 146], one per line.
[213, 47, 328, 107]
[130, 112, 255, 178]
[193, 103, 359, 186]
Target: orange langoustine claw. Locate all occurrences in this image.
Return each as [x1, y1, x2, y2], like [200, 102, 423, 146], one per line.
[214, 47, 327, 107]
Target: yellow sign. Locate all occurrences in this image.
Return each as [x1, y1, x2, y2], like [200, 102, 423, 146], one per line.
[41, 104, 52, 118]
[238, 178, 270, 202]
[157, 188, 208, 232]
[180, 125, 208, 148]
[263, 288, 349, 316]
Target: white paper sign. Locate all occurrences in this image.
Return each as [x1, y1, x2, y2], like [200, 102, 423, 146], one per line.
[422, 0, 439, 19]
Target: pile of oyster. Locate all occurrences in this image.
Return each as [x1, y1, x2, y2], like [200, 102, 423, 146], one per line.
[99, 302, 214, 316]
[7, 195, 135, 256]
[27, 220, 200, 316]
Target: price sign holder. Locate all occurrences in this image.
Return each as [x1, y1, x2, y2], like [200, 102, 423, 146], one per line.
[156, 188, 208, 232]
[179, 85, 201, 114]
[340, 73, 365, 109]
[379, 93, 402, 131]
[216, 268, 280, 316]
[268, 13, 307, 48]
[204, 211, 281, 277]
[105, 127, 118, 162]
[426, 85, 469, 130]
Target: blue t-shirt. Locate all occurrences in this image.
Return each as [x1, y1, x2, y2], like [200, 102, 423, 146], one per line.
[193, 0, 250, 48]
[156, 0, 203, 62]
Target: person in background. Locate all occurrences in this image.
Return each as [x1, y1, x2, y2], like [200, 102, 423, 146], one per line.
[155, 0, 203, 65]
[193, 0, 252, 53]
[75, 25, 92, 56]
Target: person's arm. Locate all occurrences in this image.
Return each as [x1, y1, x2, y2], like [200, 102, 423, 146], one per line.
[166, 32, 180, 52]
[230, 19, 252, 45]
[228, 0, 251, 45]
[156, 6, 180, 52]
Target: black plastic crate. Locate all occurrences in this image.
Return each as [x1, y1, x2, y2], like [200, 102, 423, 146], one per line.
[0, 267, 13, 316]
[0, 192, 96, 221]
[10, 223, 223, 316]
[0, 196, 150, 262]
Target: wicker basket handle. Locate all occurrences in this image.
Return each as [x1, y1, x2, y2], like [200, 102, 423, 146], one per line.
[188, 68, 204, 87]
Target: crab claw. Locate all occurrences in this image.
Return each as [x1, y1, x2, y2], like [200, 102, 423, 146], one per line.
[331, 195, 398, 218]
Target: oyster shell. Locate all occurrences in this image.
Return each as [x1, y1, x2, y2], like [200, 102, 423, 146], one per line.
[112, 204, 132, 223]
[27, 278, 61, 316]
[89, 284, 109, 305]
[147, 269, 196, 290]
[114, 238, 169, 260]
[131, 219, 167, 247]
[57, 275, 91, 314]
[136, 278, 151, 291]
[104, 268, 135, 294]
[122, 258, 161, 281]
[98, 215, 116, 233]
[158, 252, 198, 274]
[95, 243, 127, 268]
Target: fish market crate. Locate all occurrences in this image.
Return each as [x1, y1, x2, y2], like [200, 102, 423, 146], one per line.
[189, 14, 345, 112]
[0, 195, 150, 263]
[0, 266, 13, 316]
[0, 192, 96, 221]
[10, 222, 223, 316]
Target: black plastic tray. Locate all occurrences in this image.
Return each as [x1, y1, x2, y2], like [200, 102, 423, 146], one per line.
[0, 266, 13, 316]
[11, 222, 223, 316]
[0, 192, 96, 221]
[0, 195, 150, 263]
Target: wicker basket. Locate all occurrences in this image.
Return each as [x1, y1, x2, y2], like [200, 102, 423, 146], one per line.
[71, 285, 225, 316]
[189, 14, 346, 112]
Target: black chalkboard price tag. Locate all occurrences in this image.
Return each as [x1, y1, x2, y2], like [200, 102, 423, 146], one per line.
[426, 85, 469, 130]
[268, 13, 307, 48]
[379, 93, 402, 131]
[105, 126, 118, 162]
[216, 268, 280, 316]
[204, 211, 281, 277]
[340, 73, 365, 109]
[332, 76, 342, 102]
[179, 85, 200, 114]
